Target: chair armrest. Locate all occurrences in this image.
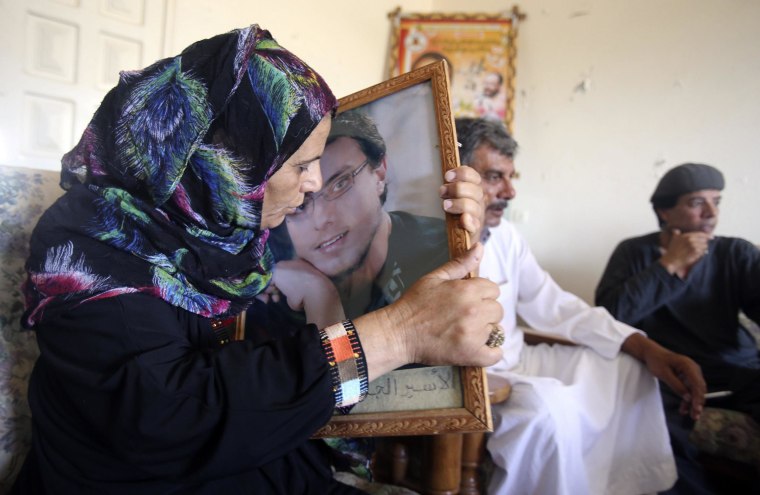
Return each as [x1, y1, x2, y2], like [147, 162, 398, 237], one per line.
[488, 376, 512, 405]
[523, 330, 575, 347]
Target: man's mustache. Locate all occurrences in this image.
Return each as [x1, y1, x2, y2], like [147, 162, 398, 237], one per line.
[487, 199, 509, 210]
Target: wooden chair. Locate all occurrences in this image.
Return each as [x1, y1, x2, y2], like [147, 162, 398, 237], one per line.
[369, 330, 571, 495]
[372, 380, 512, 495]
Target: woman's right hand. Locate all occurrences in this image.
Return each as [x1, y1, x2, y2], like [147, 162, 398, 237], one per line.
[354, 243, 503, 382]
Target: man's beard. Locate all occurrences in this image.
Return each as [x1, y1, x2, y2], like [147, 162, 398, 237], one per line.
[328, 213, 383, 285]
[329, 238, 375, 285]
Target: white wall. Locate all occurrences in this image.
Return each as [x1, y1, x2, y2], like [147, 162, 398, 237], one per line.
[165, 0, 434, 98]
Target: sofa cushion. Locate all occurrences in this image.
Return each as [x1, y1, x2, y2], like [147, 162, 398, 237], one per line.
[0, 165, 63, 490]
[690, 407, 760, 467]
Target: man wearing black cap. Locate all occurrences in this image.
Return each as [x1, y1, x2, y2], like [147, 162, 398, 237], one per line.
[596, 162, 760, 494]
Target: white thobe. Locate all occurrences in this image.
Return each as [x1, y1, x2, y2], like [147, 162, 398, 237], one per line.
[481, 221, 677, 495]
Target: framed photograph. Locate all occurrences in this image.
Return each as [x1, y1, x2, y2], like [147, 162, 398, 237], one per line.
[387, 7, 525, 133]
[316, 61, 490, 437]
[242, 61, 492, 437]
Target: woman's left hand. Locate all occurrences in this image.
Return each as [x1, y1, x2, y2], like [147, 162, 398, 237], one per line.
[439, 165, 485, 241]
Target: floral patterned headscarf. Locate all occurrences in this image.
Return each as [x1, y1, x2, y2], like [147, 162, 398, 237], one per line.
[22, 25, 337, 326]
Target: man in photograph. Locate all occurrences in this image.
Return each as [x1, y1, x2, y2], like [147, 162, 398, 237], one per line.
[255, 109, 452, 327]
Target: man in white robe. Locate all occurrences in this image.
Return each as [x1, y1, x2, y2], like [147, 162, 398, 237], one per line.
[455, 117, 706, 495]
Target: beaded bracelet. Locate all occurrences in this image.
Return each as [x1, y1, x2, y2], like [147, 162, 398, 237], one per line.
[319, 319, 368, 408]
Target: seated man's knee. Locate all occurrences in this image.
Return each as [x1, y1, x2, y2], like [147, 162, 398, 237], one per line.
[493, 384, 562, 443]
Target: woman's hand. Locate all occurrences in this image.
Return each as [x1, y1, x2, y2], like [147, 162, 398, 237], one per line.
[263, 259, 346, 329]
[354, 243, 503, 382]
[440, 166, 485, 240]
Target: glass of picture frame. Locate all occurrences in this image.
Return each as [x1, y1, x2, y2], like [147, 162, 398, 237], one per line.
[314, 61, 491, 437]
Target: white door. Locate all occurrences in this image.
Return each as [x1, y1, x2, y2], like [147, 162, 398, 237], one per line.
[0, 0, 167, 170]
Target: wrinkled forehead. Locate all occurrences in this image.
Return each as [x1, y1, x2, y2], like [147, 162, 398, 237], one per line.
[472, 144, 514, 174]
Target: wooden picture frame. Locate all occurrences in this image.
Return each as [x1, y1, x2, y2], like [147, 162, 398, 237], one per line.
[387, 6, 525, 133]
[240, 61, 491, 437]
[312, 61, 490, 437]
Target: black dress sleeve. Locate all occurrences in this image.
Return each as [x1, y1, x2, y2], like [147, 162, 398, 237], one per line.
[31, 293, 336, 483]
[733, 238, 760, 325]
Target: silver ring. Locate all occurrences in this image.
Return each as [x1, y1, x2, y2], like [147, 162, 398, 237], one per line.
[485, 324, 505, 348]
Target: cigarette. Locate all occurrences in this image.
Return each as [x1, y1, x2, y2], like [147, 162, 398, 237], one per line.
[704, 390, 733, 399]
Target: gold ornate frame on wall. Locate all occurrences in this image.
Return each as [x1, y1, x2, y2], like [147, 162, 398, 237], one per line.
[387, 6, 525, 133]
[311, 61, 491, 437]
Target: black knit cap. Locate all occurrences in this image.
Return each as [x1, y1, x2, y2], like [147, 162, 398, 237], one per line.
[650, 163, 724, 203]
